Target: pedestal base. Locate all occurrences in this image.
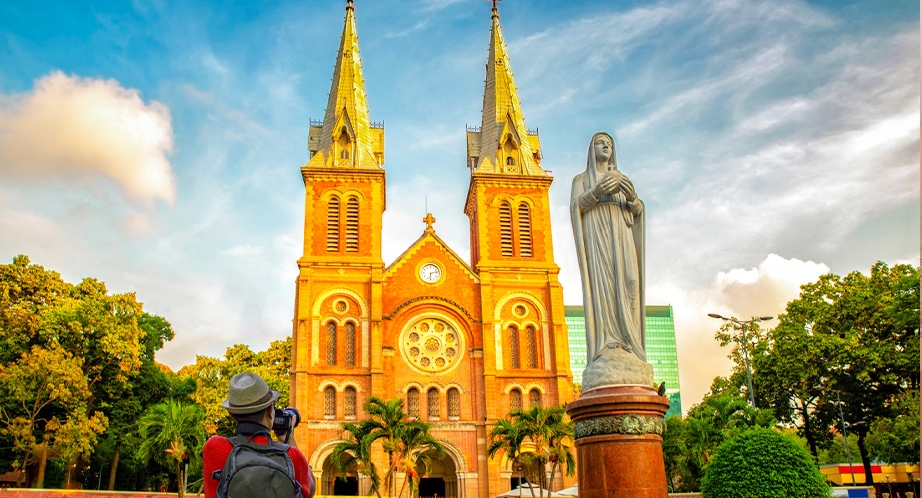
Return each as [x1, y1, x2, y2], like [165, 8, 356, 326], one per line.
[566, 386, 670, 498]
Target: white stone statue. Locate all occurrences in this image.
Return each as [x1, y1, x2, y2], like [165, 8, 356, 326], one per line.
[570, 132, 652, 390]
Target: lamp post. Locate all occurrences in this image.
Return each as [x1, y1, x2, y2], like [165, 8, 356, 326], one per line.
[707, 314, 774, 407]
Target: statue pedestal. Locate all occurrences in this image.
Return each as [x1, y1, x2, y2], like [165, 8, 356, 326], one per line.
[566, 385, 670, 498]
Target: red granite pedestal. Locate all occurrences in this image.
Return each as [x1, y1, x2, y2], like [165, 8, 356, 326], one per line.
[566, 385, 670, 498]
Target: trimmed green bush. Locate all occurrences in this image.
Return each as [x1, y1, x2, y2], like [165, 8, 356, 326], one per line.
[701, 428, 831, 498]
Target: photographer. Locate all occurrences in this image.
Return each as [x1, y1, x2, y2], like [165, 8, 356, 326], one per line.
[202, 372, 315, 498]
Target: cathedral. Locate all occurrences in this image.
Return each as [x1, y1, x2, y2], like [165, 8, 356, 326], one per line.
[289, 2, 575, 496]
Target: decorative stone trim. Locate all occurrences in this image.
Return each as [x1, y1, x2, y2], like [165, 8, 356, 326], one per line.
[573, 414, 666, 439]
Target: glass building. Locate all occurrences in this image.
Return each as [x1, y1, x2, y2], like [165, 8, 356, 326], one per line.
[565, 305, 683, 417]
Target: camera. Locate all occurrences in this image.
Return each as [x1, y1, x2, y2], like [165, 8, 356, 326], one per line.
[272, 407, 301, 432]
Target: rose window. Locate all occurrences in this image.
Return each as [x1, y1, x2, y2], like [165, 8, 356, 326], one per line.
[401, 317, 465, 373]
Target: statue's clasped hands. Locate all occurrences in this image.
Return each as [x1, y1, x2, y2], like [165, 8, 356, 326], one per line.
[591, 172, 637, 202]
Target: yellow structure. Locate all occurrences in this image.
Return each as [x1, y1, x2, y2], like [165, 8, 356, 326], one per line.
[820, 463, 920, 486]
[290, 2, 574, 497]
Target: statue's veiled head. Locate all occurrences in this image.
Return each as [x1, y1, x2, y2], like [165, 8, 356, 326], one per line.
[587, 131, 618, 183]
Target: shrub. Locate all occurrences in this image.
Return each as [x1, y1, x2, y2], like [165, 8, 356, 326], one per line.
[701, 428, 831, 498]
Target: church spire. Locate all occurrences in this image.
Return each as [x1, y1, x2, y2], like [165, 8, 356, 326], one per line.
[307, 0, 384, 169]
[468, 3, 544, 176]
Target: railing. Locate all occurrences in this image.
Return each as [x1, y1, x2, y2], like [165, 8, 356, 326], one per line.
[371, 121, 385, 129]
[310, 119, 323, 126]
[466, 125, 481, 133]
[528, 127, 539, 136]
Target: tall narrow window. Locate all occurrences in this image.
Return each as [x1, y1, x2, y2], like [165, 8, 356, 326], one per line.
[345, 196, 359, 252]
[324, 386, 336, 418]
[447, 388, 460, 418]
[518, 202, 532, 257]
[510, 389, 522, 411]
[326, 321, 337, 366]
[427, 388, 440, 419]
[327, 196, 340, 252]
[526, 325, 538, 369]
[499, 202, 513, 257]
[344, 387, 357, 418]
[407, 388, 420, 417]
[529, 389, 541, 408]
[345, 322, 356, 366]
[508, 325, 520, 369]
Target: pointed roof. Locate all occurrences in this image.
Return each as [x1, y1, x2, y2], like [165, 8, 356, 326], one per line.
[384, 214, 479, 282]
[306, 0, 382, 170]
[473, 5, 545, 176]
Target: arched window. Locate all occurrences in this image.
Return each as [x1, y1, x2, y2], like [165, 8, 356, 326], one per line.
[344, 387, 357, 418]
[345, 322, 356, 366]
[499, 201, 513, 257]
[407, 388, 420, 417]
[529, 389, 541, 408]
[510, 389, 522, 411]
[427, 388, 440, 420]
[345, 196, 359, 252]
[518, 202, 532, 257]
[526, 325, 538, 369]
[324, 386, 336, 418]
[508, 325, 520, 369]
[506, 156, 515, 165]
[326, 321, 337, 366]
[341, 150, 350, 159]
[447, 388, 460, 419]
[327, 195, 340, 252]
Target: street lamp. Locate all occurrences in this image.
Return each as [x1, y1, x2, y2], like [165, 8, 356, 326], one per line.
[707, 314, 774, 407]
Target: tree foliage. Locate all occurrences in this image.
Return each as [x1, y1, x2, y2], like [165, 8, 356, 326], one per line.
[488, 405, 575, 498]
[137, 400, 206, 498]
[752, 262, 919, 484]
[179, 339, 292, 436]
[701, 429, 831, 498]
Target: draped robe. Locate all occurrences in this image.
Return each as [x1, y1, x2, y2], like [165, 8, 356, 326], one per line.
[570, 132, 646, 365]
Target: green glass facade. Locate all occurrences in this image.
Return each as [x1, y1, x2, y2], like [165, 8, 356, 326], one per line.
[565, 305, 683, 418]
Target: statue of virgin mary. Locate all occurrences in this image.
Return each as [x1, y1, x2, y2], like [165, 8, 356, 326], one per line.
[570, 132, 648, 387]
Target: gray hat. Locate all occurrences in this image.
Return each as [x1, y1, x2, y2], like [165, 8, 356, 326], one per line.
[222, 372, 281, 415]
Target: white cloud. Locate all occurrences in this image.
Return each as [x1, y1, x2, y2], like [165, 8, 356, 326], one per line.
[0, 71, 176, 205]
[647, 254, 830, 412]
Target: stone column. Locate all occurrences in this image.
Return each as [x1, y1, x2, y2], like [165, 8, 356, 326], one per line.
[566, 385, 669, 498]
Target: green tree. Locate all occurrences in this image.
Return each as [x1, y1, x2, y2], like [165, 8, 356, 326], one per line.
[137, 400, 206, 498]
[332, 420, 382, 498]
[362, 396, 410, 498]
[766, 262, 919, 484]
[180, 342, 291, 437]
[395, 421, 445, 498]
[0, 344, 105, 486]
[487, 405, 575, 498]
[701, 429, 831, 498]
[661, 415, 687, 492]
[865, 391, 920, 464]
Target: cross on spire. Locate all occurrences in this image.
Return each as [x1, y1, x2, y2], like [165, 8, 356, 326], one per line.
[423, 213, 436, 233]
[488, 0, 501, 17]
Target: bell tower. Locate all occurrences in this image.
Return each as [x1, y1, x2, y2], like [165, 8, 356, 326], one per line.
[291, 0, 386, 444]
[464, 5, 573, 494]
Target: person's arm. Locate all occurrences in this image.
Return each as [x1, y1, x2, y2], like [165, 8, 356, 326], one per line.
[288, 446, 316, 498]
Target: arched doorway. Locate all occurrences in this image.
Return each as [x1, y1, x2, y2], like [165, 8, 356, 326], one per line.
[417, 448, 459, 498]
[321, 452, 359, 496]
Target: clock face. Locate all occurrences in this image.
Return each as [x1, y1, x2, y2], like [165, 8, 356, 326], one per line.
[419, 263, 442, 283]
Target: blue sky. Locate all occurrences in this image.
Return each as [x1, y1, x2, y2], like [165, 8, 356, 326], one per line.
[0, 0, 918, 409]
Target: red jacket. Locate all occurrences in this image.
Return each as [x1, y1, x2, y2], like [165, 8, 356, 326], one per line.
[202, 428, 314, 498]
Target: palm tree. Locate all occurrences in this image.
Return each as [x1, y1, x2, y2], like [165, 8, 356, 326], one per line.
[488, 405, 575, 498]
[363, 396, 409, 497]
[332, 421, 382, 498]
[396, 422, 445, 498]
[136, 400, 205, 498]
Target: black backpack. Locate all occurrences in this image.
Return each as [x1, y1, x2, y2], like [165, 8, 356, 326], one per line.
[212, 434, 302, 498]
